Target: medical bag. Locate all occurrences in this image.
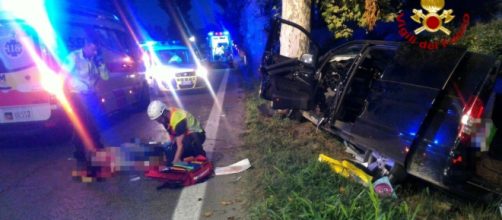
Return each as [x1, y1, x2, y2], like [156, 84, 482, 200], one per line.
[145, 156, 214, 189]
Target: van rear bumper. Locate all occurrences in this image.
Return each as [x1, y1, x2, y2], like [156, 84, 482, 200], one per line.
[0, 108, 68, 138]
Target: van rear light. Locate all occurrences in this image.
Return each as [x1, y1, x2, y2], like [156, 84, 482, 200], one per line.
[458, 96, 484, 144]
[452, 155, 463, 165]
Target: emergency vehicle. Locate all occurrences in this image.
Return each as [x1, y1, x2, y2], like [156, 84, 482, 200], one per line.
[206, 31, 234, 68]
[0, 7, 148, 137]
[141, 42, 209, 94]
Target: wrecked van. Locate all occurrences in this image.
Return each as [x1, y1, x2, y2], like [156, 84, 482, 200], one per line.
[260, 17, 502, 199]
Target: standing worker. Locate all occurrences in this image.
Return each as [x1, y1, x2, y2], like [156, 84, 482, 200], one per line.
[65, 38, 110, 182]
[147, 100, 206, 165]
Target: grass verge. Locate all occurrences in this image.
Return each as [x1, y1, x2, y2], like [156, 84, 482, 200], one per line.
[240, 90, 501, 220]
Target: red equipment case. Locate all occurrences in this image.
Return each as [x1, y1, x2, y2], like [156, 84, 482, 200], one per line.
[145, 156, 214, 189]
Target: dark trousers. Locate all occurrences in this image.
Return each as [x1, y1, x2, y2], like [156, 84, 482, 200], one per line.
[165, 132, 206, 165]
[68, 92, 104, 167]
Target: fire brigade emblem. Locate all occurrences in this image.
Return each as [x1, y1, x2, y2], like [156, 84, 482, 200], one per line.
[411, 0, 454, 35]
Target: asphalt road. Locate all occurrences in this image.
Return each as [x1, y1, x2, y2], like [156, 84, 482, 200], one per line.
[0, 67, 250, 220]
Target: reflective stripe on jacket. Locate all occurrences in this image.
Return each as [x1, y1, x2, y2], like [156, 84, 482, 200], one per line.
[168, 107, 203, 135]
[66, 49, 109, 94]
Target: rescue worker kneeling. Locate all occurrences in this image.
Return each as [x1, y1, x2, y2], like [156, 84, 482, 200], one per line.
[147, 100, 206, 165]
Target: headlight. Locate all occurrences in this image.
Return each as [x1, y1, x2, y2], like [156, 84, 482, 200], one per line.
[196, 66, 208, 78]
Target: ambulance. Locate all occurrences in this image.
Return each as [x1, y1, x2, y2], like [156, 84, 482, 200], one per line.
[206, 31, 234, 68]
[0, 6, 148, 137]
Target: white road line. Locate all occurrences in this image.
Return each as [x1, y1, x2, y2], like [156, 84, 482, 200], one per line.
[172, 71, 230, 220]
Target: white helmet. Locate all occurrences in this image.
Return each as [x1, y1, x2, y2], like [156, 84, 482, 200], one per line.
[147, 100, 167, 120]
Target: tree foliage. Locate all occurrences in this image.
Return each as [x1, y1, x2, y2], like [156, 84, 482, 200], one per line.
[458, 19, 502, 59]
[317, 0, 398, 39]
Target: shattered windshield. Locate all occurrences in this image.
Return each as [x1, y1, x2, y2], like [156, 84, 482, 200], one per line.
[322, 43, 365, 80]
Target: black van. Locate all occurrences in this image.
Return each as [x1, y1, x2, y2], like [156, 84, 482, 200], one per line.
[260, 17, 501, 198]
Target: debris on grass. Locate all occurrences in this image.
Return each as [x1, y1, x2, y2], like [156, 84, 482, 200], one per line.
[221, 200, 233, 206]
[373, 176, 397, 199]
[318, 154, 373, 185]
[215, 159, 251, 176]
[242, 92, 499, 219]
[319, 153, 397, 199]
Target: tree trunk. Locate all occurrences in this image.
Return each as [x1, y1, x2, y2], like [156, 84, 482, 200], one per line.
[280, 0, 311, 58]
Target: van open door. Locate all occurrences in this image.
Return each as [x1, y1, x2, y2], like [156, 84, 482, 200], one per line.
[259, 17, 319, 110]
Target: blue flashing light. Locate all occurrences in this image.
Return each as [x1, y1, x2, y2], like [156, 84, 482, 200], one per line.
[2, 0, 71, 62]
[144, 41, 157, 46]
[409, 132, 416, 136]
[431, 122, 455, 148]
[223, 31, 229, 35]
[208, 32, 214, 36]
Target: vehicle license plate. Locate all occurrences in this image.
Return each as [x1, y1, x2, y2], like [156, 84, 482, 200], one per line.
[4, 109, 31, 121]
[181, 80, 193, 86]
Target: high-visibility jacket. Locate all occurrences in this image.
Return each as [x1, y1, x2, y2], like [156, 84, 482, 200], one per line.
[66, 49, 109, 94]
[165, 107, 203, 139]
